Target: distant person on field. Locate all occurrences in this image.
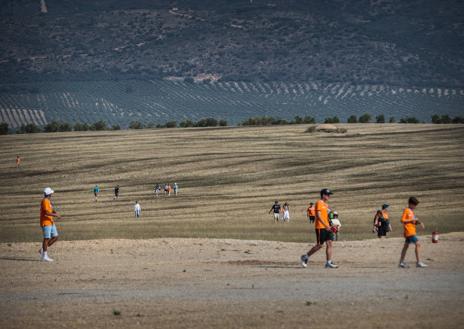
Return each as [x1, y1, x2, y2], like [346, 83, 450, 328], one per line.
[173, 182, 178, 195]
[374, 204, 392, 238]
[154, 183, 161, 197]
[300, 189, 338, 268]
[269, 200, 281, 222]
[282, 202, 290, 222]
[307, 202, 315, 223]
[93, 185, 100, 202]
[399, 197, 427, 268]
[39, 187, 60, 262]
[16, 155, 21, 168]
[114, 185, 120, 200]
[134, 201, 141, 219]
[164, 184, 169, 196]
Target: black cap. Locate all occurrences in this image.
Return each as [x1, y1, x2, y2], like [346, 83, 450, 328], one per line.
[382, 203, 389, 209]
[320, 188, 333, 197]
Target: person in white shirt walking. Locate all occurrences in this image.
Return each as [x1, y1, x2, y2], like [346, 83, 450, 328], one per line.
[134, 201, 141, 219]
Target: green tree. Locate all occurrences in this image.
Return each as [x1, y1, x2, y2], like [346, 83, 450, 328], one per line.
[74, 122, 89, 131]
[359, 113, 371, 123]
[44, 121, 60, 132]
[452, 116, 464, 123]
[347, 115, 357, 123]
[431, 114, 441, 124]
[219, 119, 228, 127]
[389, 116, 396, 123]
[165, 121, 177, 128]
[91, 120, 107, 131]
[376, 114, 385, 123]
[0, 122, 8, 135]
[111, 124, 121, 130]
[58, 122, 72, 132]
[17, 123, 41, 134]
[293, 116, 303, 124]
[129, 121, 144, 129]
[399, 117, 420, 123]
[179, 120, 194, 128]
[324, 116, 340, 124]
[303, 116, 315, 124]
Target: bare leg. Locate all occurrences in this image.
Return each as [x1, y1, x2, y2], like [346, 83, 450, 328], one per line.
[400, 243, 409, 263]
[42, 238, 49, 252]
[307, 244, 322, 257]
[415, 242, 421, 263]
[326, 240, 333, 261]
[47, 236, 58, 248]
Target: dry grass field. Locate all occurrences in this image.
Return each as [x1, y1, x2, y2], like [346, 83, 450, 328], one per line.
[1, 124, 464, 329]
[0, 124, 463, 243]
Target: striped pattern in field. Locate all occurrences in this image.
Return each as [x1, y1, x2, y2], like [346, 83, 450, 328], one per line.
[0, 124, 463, 242]
[0, 80, 462, 126]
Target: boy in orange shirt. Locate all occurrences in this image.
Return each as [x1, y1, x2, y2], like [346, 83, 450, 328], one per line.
[399, 197, 427, 268]
[39, 187, 61, 262]
[306, 202, 315, 223]
[300, 189, 338, 268]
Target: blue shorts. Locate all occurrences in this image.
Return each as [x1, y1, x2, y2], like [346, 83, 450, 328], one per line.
[42, 224, 58, 239]
[405, 235, 419, 244]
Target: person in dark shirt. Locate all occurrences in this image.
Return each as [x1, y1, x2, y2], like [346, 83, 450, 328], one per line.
[114, 185, 120, 200]
[269, 200, 281, 222]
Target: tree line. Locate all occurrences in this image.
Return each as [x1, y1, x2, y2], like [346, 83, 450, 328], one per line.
[0, 114, 463, 135]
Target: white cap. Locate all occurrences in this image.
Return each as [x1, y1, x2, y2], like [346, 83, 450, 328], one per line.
[43, 187, 54, 195]
[333, 211, 338, 215]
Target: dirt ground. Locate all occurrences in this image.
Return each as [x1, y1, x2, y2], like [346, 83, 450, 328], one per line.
[1, 233, 463, 329]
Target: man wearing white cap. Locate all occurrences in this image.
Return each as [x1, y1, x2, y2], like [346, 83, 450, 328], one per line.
[39, 187, 60, 262]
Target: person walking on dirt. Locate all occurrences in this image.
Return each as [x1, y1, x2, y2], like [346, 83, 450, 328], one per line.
[282, 202, 290, 222]
[164, 184, 169, 196]
[173, 183, 178, 196]
[269, 200, 281, 222]
[114, 185, 120, 200]
[16, 155, 21, 168]
[399, 197, 427, 268]
[300, 189, 338, 268]
[307, 202, 315, 223]
[39, 187, 60, 262]
[134, 201, 141, 219]
[374, 204, 392, 238]
[93, 185, 100, 202]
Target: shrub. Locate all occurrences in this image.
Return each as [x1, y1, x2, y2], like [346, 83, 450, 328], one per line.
[347, 115, 357, 123]
[59, 122, 72, 132]
[452, 116, 464, 123]
[303, 116, 315, 124]
[111, 124, 121, 130]
[179, 120, 194, 128]
[389, 116, 396, 123]
[376, 114, 385, 123]
[399, 117, 420, 123]
[219, 119, 228, 127]
[165, 121, 177, 128]
[324, 116, 340, 124]
[44, 121, 60, 132]
[195, 118, 218, 127]
[74, 122, 89, 131]
[305, 126, 317, 133]
[129, 121, 144, 129]
[17, 123, 41, 134]
[359, 113, 371, 123]
[293, 116, 303, 124]
[0, 122, 8, 135]
[91, 120, 107, 131]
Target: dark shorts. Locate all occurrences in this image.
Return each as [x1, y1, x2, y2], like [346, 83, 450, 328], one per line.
[309, 216, 315, 223]
[315, 229, 333, 245]
[405, 235, 419, 244]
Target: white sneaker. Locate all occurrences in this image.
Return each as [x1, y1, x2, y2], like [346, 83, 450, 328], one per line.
[399, 262, 408, 268]
[416, 262, 428, 268]
[42, 255, 54, 262]
[325, 261, 338, 269]
[300, 255, 309, 268]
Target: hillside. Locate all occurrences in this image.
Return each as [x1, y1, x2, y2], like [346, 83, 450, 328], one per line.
[1, 0, 463, 86]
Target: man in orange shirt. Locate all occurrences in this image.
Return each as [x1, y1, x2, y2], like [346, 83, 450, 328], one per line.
[300, 189, 338, 268]
[306, 202, 315, 223]
[39, 187, 60, 262]
[399, 197, 427, 268]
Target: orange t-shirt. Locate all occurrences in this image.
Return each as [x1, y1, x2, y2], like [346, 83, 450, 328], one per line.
[381, 209, 389, 220]
[315, 200, 330, 229]
[307, 206, 316, 217]
[40, 198, 54, 227]
[401, 208, 416, 237]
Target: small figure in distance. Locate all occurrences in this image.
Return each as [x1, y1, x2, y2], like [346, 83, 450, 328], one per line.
[269, 200, 281, 223]
[374, 203, 392, 238]
[330, 211, 342, 241]
[16, 155, 21, 168]
[173, 182, 178, 196]
[307, 202, 315, 223]
[39, 187, 61, 262]
[114, 185, 120, 200]
[134, 201, 141, 219]
[282, 202, 290, 222]
[154, 183, 161, 197]
[164, 183, 169, 196]
[93, 184, 100, 202]
[399, 197, 427, 268]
